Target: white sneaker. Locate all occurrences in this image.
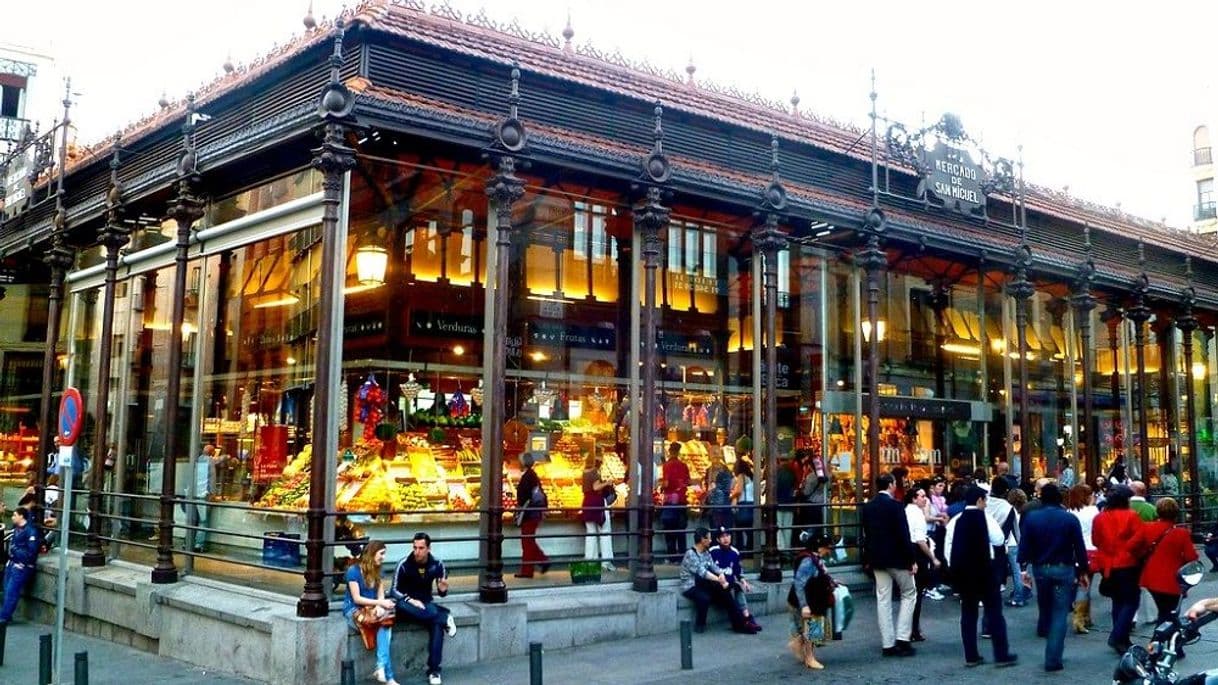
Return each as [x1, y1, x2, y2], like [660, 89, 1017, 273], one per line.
[445, 613, 457, 638]
[428, 673, 443, 685]
[924, 589, 945, 601]
[372, 667, 387, 683]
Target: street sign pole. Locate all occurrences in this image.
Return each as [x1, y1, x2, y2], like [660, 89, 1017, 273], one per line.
[54, 388, 84, 685]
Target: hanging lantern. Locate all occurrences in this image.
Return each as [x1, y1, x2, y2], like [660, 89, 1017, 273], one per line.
[469, 378, 484, 406]
[355, 243, 388, 286]
[400, 372, 422, 403]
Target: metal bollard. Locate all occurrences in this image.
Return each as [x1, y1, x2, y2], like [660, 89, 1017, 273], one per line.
[0, 621, 6, 666]
[340, 659, 355, 685]
[39, 634, 52, 685]
[74, 651, 89, 685]
[529, 641, 543, 685]
[679, 619, 693, 670]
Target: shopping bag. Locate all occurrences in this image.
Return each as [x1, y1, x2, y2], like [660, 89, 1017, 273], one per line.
[832, 584, 853, 634]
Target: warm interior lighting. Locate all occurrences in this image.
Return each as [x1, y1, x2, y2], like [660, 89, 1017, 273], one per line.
[527, 294, 575, 305]
[861, 319, 887, 342]
[1194, 362, 1207, 379]
[990, 338, 1006, 354]
[452, 345, 465, 357]
[941, 342, 981, 356]
[343, 283, 383, 295]
[530, 351, 548, 362]
[286, 356, 297, 365]
[252, 294, 301, 309]
[355, 243, 388, 286]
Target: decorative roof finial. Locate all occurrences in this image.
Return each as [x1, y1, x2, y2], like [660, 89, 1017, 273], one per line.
[762, 133, 787, 212]
[304, 1, 317, 31]
[640, 101, 670, 184]
[685, 56, 696, 85]
[790, 90, 800, 117]
[491, 61, 527, 153]
[106, 132, 123, 213]
[158, 91, 170, 109]
[223, 52, 235, 74]
[318, 21, 354, 120]
[562, 12, 574, 53]
[1137, 238, 1146, 270]
[1186, 255, 1194, 285]
[1083, 223, 1092, 253]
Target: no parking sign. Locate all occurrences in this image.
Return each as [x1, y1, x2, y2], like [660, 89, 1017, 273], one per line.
[58, 387, 84, 447]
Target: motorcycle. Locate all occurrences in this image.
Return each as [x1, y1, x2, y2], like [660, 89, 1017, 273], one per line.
[1112, 560, 1218, 684]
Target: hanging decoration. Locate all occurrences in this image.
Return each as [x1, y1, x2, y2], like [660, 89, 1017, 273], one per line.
[469, 378, 484, 407]
[356, 374, 385, 442]
[448, 389, 470, 418]
[400, 373, 422, 405]
[530, 380, 557, 407]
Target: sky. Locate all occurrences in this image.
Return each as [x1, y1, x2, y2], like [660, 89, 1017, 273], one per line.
[4, 1, 1214, 229]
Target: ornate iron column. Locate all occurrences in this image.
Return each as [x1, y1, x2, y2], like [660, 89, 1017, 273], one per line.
[1071, 227, 1098, 482]
[753, 135, 787, 583]
[1008, 242, 1035, 480]
[478, 63, 528, 604]
[35, 86, 74, 532]
[1126, 240, 1153, 482]
[1177, 257, 1200, 524]
[631, 102, 670, 594]
[151, 94, 205, 583]
[855, 208, 886, 488]
[81, 135, 130, 567]
[297, 25, 357, 617]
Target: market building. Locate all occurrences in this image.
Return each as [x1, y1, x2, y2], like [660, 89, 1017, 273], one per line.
[2, 2, 1218, 681]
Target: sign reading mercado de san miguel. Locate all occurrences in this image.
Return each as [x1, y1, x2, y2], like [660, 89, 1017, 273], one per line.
[925, 141, 985, 213]
[890, 113, 1009, 218]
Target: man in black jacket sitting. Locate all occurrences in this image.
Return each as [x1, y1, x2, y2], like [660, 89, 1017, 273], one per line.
[392, 532, 457, 685]
[860, 473, 917, 657]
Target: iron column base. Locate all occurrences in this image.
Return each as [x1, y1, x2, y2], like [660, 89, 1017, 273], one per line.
[296, 596, 329, 618]
[759, 553, 783, 583]
[478, 581, 508, 604]
[150, 566, 179, 584]
[632, 571, 658, 593]
[80, 550, 106, 568]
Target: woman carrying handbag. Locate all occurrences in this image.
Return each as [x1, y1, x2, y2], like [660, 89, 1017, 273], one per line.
[343, 540, 399, 685]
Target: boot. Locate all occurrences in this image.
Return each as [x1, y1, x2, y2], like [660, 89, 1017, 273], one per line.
[804, 641, 825, 670]
[788, 636, 804, 662]
[1072, 600, 1089, 634]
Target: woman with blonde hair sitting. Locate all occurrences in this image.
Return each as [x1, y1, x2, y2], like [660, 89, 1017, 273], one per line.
[344, 540, 399, 685]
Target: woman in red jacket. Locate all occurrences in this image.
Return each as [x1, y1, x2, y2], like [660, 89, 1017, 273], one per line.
[1139, 497, 1198, 625]
[1092, 484, 1146, 654]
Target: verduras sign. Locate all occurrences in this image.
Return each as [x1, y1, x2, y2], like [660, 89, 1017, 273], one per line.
[924, 142, 984, 213]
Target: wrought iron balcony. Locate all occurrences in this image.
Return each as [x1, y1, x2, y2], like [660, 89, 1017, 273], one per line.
[1196, 202, 1217, 221]
[1196, 147, 1214, 167]
[0, 116, 29, 143]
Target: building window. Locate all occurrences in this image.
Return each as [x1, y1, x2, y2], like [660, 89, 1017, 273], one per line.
[1197, 178, 1216, 221]
[1195, 126, 1212, 167]
[0, 84, 20, 118]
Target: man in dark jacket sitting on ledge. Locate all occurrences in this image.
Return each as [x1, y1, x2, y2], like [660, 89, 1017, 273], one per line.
[392, 532, 457, 685]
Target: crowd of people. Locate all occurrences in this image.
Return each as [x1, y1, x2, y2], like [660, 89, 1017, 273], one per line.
[851, 458, 1206, 674]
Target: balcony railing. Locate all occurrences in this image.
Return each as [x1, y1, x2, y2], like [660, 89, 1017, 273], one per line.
[1196, 147, 1214, 167]
[0, 116, 29, 143]
[1196, 202, 1217, 222]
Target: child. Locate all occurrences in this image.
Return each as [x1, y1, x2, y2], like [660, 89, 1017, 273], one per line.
[787, 530, 836, 670]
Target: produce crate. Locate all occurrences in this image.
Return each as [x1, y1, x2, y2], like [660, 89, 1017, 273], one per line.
[262, 532, 302, 568]
[569, 560, 602, 585]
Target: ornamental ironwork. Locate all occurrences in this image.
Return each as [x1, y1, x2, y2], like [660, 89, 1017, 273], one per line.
[884, 113, 1015, 218]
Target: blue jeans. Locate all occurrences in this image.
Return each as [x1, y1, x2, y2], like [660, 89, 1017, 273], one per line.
[0, 562, 34, 622]
[1007, 546, 1029, 604]
[960, 581, 1012, 663]
[1033, 564, 1076, 669]
[397, 599, 449, 675]
[345, 610, 394, 681]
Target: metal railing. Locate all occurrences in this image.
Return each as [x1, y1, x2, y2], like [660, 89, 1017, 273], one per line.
[1195, 202, 1217, 222]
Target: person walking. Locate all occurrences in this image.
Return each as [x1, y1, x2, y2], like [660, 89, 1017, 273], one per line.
[787, 531, 836, 670]
[391, 533, 457, 685]
[659, 442, 691, 562]
[1017, 483, 1089, 672]
[514, 452, 550, 578]
[905, 485, 940, 641]
[945, 486, 1018, 668]
[1130, 481, 1156, 521]
[927, 476, 951, 596]
[1066, 484, 1100, 633]
[580, 453, 617, 572]
[1092, 484, 1146, 655]
[343, 540, 400, 685]
[860, 472, 917, 657]
[1139, 497, 1198, 625]
[729, 458, 755, 555]
[0, 507, 41, 625]
[679, 526, 756, 634]
[1005, 488, 1030, 607]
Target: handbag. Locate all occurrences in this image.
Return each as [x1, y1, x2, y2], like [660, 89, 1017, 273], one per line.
[353, 605, 395, 650]
[601, 485, 618, 507]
